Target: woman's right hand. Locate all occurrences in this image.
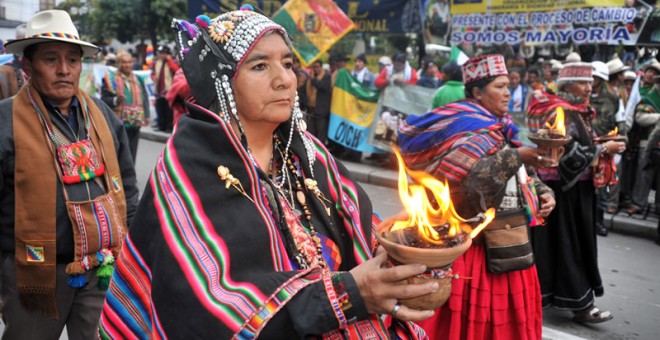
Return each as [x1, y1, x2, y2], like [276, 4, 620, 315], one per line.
[518, 146, 550, 168]
[349, 252, 437, 321]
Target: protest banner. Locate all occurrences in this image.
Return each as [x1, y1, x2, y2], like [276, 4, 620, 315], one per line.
[189, 0, 423, 34]
[448, 0, 653, 46]
[272, 0, 355, 66]
[450, 0, 627, 14]
[367, 84, 435, 151]
[328, 69, 381, 152]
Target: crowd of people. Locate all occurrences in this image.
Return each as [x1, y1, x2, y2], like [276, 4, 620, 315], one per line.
[2, 6, 660, 340]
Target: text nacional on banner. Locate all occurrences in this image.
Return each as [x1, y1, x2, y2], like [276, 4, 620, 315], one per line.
[328, 69, 380, 152]
[450, 0, 627, 15]
[272, 0, 355, 67]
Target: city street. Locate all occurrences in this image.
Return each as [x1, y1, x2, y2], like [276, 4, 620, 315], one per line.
[2, 139, 657, 339]
[3, 0, 660, 338]
[133, 139, 660, 340]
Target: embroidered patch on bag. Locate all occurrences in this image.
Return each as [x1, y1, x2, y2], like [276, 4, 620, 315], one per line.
[121, 107, 144, 128]
[111, 175, 122, 192]
[26, 245, 45, 262]
[57, 139, 105, 184]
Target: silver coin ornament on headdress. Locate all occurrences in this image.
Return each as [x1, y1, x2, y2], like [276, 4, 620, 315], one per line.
[172, 5, 315, 178]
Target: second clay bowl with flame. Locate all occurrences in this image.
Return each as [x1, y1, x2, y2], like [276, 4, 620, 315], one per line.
[527, 131, 572, 148]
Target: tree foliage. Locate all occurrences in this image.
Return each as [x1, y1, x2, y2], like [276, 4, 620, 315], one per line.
[90, 0, 140, 43]
[57, 0, 187, 46]
[147, 0, 188, 45]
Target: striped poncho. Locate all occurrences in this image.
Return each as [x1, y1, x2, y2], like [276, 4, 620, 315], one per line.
[398, 100, 521, 182]
[99, 101, 425, 339]
[398, 100, 542, 226]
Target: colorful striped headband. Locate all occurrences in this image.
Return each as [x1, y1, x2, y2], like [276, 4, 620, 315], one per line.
[30, 32, 80, 40]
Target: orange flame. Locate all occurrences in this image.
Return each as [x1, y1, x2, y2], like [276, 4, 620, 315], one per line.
[607, 127, 618, 136]
[390, 149, 496, 245]
[545, 107, 566, 136]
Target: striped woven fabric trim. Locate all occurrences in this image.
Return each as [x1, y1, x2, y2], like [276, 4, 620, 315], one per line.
[100, 235, 166, 339]
[31, 32, 80, 40]
[309, 135, 372, 262]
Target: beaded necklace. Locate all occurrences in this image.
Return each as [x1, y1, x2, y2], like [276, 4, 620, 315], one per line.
[272, 135, 326, 269]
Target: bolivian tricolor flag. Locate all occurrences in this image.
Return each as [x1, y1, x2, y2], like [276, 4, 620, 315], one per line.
[328, 69, 381, 152]
[272, 0, 355, 67]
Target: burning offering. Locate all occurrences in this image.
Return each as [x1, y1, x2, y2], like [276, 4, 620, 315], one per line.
[375, 150, 496, 310]
[594, 127, 627, 144]
[528, 107, 572, 166]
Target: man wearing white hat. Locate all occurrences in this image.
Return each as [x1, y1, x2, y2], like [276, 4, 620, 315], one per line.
[619, 61, 660, 215]
[628, 72, 660, 215]
[591, 61, 624, 235]
[623, 70, 636, 96]
[0, 10, 138, 339]
[639, 61, 660, 97]
[606, 57, 630, 106]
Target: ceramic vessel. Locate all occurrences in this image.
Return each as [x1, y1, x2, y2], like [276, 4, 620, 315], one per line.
[375, 218, 473, 310]
[528, 131, 572, 166]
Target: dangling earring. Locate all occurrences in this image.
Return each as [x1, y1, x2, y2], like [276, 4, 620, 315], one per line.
[292, 92, 316, 177]
[214, 78, 231, 123]
[293, 94, 306, 132]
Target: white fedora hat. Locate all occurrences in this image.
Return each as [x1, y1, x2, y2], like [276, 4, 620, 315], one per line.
[642, 61, 660, 74]
[624, 70, 637, 81]
[4, 10, 98, 58]
[592, 61, 609, 81]
[606, 58, 630, 75]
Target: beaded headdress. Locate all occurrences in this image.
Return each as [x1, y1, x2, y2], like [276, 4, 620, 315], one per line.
[172, 6, 314, 175]
[462, 54, 508, 85]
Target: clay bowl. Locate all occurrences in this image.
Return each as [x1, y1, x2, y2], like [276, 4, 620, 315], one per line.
[528, 133, 572, 148]
[376, 228, 472, 269]
[375, 218, 472, 310]
[594, 135, 627, 143]
[399, 275, 453, 310]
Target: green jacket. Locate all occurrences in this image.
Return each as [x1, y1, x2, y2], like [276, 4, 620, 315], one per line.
[432, 80, 465, 109]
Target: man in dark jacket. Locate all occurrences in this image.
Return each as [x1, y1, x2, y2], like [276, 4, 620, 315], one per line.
[101, 50, 150, 163]
[0, 10, 138, 339]
[306, 59, 332, 144]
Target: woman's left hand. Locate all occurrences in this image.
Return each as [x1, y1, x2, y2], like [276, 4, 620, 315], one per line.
[538, 193, 555, 217]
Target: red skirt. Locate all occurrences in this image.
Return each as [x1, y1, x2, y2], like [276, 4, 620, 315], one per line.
[416, 243, 542, 340]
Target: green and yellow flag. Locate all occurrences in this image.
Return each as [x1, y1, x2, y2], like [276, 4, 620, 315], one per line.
[328, 69, 381, 152]
[272, 0, 355, 67]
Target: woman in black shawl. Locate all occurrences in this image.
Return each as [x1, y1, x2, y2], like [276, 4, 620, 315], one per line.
[99, 6, 438, 339]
